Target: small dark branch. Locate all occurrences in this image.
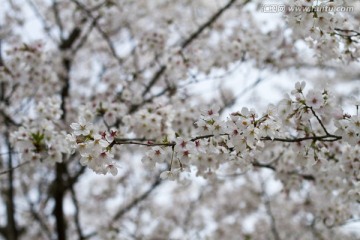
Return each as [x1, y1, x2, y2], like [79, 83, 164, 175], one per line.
[73, 16, 100, 54]
[113, 140, 175, 147]
[0, 160, 30, 176]
[181, 0, 247, 49]
[65, 165, 86, 188]
[111, 134, 226, 149]
[111, 133, 342, 150]
[141, 65, 167, 97]
[70, 0, 123, 65]
[220, 77, 263, 115]
[4, 133, 19, 240]
[115, 137, 155, 142]
[84, 177, 162, 239]
[261, 135, 341, 142]
[334, 28, 360, 37]
[0, 39, 3, 67]
[109, 138, 157, 148]
[309, 107, 330, 135]
[112, 177, 161, 221]
[21, 180, 53, 240]
[261, 184, 281, 240]
[70, 185, 84, 240]
[60, 58, 71, 120]
[140, 0, 247, 100]
[298, 173, 316, 181]
[253, 162, 316, 182]
[0, 109, 20, 127]
[52, 0, 64, 40]
[190, 133, 228, 141]
[25, 0, 58, 42]
[128, 85, 173, 113]
[252, 162, 276, 171]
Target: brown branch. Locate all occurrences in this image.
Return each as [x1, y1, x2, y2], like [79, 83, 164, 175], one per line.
[70, 185, 84, 239]
[73, 16, 100, 54]
[111, 134, 226, 148]
[141, 65, 167, 97]
[112, 177, 161, 221]
[84, 176, 162, 239]
[53, 163, 67, 240]
[0, 38, 3, 67]
[3, 133, 20, 239]
[59, 27, 82, 50]
[334, 28, 360, 37]
[25, 0, 58, 42]
[253, 162, 315, 181]
[261, 135, 341, 142]
[261, 181, 281, 240]
[70, 0, 123, 65]
[21, 180, 53, 240]
[0, 109, 20, 127]
[0, 160, 30, 176]
[52, 0, 64, 40]
[111, 133, 342, 150]
[140, 0, 248, 99]
[113, 140, 174, 147]
[309, 107, 330, 135]
[181, 0, 246, 49]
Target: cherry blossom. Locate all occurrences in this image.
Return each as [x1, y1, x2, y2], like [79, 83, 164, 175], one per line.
[1, 0, 360, 239]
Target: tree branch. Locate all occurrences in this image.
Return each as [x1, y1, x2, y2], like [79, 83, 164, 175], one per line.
[84, 176, 162, 239]
[0, 160, 30, 176]
[140, 0, 248, 99]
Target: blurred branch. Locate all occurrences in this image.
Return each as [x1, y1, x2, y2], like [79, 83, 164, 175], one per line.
[260, 180, 281, 240]
[253, 162, 315, 181]
[0, 160, 30, 176]
[2, 133, 21, 239]
[112, 177, 161, 221]
[52, 0, 64, 40]
[140, 0, 249, 99]
[70, 0, 124, 65]
[84, 176, 162, 239]
[220, 76, 264, 115]
[21, 181, 53, 239]
[25, 0, 58, 42]
[181, 0, 247, 49]
[70, 185, 84, 240]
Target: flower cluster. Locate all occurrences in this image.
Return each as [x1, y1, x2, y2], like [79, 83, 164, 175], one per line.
[11, 97, 70, 164]
[65, 81, 360, 185]
[68, 116, 119, 176]
[0, 41, 61, 103]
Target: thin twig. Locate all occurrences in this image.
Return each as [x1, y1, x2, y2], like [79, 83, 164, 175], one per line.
[309, 107, 330, 135]
[70, 185, 84, 239]
[70, 0, 123, 65]
[261, 180, 281, 240]
[0, 161, 30, 176]
[83, 176, 162, 239]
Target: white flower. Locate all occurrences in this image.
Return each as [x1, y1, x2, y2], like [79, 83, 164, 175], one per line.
[106, 163, 118, 176]
[200, 105, 220, 120]
[70, 117, 93, 136]
[80, 152, 95, 166]
[306, 90, 324, 109]
[148, 146, 166, 163]
[89, 134, 109, 151]
[291, 81, 306, 95]
[66, 133, 77, 149]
